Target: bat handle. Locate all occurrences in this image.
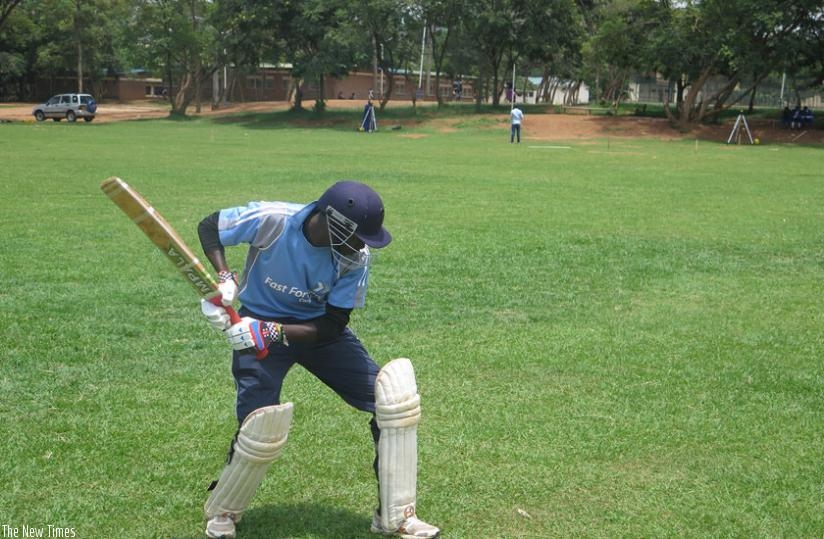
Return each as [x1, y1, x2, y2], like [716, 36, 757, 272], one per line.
[223, 304, 242, 325]
[209, 296, 269, 360]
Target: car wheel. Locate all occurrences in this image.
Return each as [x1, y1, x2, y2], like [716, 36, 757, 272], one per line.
[84, 117, 94, 122]
[66, 111, 77, 122]
[34, 111, 45, 122]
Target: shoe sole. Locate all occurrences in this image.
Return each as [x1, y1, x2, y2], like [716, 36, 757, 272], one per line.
[370, 525, 440, 539]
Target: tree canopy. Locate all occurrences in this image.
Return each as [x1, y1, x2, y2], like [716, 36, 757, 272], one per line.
[1, 0, 821, 124]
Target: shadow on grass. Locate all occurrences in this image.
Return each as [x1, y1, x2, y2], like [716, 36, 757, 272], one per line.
[205, 102, 538, 132]
[209, 106, 420, 132]
[181, 502, 372, 538]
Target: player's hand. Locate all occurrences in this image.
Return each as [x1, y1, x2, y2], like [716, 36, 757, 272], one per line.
[226, 317, 285, 352]
[217, 270, 238, 306]
[201, 299, 231, 331]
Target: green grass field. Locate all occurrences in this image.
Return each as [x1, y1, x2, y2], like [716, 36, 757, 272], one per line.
[1, 110, 823, 538]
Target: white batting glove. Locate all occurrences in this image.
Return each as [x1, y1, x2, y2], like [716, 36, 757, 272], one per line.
[201, 299, 231, 331]
[226, 317, 285, 351]
[217, 270, 238, 306]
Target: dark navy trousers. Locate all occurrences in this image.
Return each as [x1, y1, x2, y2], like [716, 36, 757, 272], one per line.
[231, 328, 380, 427]
[228, 327, 383, 488]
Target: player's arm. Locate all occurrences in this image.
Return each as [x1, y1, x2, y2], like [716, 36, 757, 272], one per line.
[225, 299, 351, 351]
[198, 211, 230, 272]
[199, 211, 239, 294]
[281, 305, 351, 344]
[198, 211, 240, 330]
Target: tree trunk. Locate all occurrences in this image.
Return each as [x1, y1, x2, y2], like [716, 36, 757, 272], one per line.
[194, 66, 202, 113]
[314, 74, 326, 111]
[539, 68, 552, 104]
[291, 77, 304, 110]
[490, 51, 504, 107]
[172, 72, 193, 116]
[678, 67, 713, 126]
[379, 68, 394, 112]
[427, 23, 451, 107]
[77, 43, 83, 93]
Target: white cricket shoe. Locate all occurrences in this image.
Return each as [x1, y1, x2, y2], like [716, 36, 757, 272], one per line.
[206, 514, 236, 539]
[370, 512, 440, 538]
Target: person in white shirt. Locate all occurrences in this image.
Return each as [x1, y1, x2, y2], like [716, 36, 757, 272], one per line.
[510, 106, 524, 143]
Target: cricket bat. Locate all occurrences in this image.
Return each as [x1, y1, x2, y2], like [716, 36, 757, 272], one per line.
[101, 176, 267, 358]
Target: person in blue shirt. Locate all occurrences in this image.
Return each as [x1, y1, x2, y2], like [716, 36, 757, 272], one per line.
[801, 106, 814, 128]
[197, 181, 440, 539]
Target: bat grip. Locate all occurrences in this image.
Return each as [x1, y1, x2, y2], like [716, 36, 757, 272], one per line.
[208, 296, 269, 360]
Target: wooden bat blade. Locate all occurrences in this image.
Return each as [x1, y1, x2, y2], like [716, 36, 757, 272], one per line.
[101, 176, 218, 298]
[101, 176, 267, 359]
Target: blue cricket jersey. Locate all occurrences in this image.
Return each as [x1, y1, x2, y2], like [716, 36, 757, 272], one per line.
[218, 201, 370, 320]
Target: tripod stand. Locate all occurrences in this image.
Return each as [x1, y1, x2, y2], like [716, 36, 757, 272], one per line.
[726, 113, 754, 145]
[360, 103, 377, 132]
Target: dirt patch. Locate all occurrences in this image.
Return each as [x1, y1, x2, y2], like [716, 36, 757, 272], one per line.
[2, 99, 819, 145]
[486, 111, 822, 145]
[0, 100, 294, 124]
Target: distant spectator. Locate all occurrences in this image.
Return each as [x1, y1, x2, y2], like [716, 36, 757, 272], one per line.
[350, 92, 356, 100]
[510, 106, 524, 144]
[801, 106, 814, 128]
[791, 106, 803, 130]
[337, 91, 344, 99]
[781, 106, 792, 129]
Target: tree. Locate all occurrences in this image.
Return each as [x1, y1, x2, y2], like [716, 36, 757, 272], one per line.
[210, 0, 286, 106]
[639, 0, 823, 126]
[279, 0, 364, 111]
[518, 0, 585, 106]
[67, 0, 131, 94]
[347, 0, 416, 110]
[463, 0, 519, 107]
[0, 0, 130, 98]
[421, 0, 465, 106]
[0, 2, 38, 99]
[0, 0, 23, 28]
[582, 1, 667, 110]
[130, 0, 218, 116]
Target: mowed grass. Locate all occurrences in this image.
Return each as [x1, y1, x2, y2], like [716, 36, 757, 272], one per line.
[1, 110, 823, 538]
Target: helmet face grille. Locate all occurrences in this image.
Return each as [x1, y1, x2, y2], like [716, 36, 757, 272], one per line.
[325, 205, 357, 245]
[325, 205, 369, 275]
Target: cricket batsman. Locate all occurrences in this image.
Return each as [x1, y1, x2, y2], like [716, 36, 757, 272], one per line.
[197, 181, 440, 539]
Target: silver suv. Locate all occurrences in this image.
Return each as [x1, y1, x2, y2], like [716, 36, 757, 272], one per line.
[32, 93, 97, 122]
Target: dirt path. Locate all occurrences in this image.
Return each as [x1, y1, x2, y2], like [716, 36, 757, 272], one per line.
[2, 100, 819, 145]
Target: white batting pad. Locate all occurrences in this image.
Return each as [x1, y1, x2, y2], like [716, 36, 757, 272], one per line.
[204, 403, 294, 521]
[375, 358, 422, 531]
